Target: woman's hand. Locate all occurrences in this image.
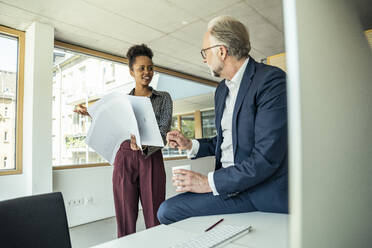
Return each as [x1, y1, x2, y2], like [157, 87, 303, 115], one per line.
[130, 134, 141, 151]
[73, 104, 90, 116]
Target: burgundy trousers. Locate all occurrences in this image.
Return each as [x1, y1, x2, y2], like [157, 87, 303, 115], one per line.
[112, 141, 166, 238]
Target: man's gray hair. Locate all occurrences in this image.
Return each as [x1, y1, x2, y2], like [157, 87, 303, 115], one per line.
[208, 16, 251, 60]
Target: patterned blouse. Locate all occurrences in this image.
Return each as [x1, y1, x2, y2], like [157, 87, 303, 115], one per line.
[129, 87, 173, 157]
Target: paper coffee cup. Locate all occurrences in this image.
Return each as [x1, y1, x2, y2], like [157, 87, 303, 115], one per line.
[172, 165, 191, 174]
[172, 165, 191, 189]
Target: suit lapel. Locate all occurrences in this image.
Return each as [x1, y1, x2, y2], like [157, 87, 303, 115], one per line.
[215, 81, 228, 133]
[232, 58, 255, 157]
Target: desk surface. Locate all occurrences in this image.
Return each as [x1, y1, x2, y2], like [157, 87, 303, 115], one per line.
[92, 212, 288, 248]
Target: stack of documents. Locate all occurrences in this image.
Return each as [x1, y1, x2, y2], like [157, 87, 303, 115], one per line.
[85, 92, 164, 165]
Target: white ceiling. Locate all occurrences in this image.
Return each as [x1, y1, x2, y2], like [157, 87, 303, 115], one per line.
[0, 0, 285, 82]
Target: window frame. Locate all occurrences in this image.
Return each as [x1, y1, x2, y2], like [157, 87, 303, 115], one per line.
[52, 41, 217, 170]
[0, 25, 25, 176]
[173, 108, 215, 139]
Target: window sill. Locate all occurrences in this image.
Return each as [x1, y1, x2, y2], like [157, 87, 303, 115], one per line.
[0, 168, 22, 176]
[52, 156, 189, 170]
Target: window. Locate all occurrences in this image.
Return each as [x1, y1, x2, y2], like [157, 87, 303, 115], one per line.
[181, 114, 195, 139]
[3, 156, 7, 168]
[52, 42, 217, 167]
[102, 62, 116, 85]
[201, 110, 216, 138]
[163, 109, 216, 158]
[4, 131, 8, 142]
[0, 26, 24, 175]
[162, 116, 183, 157]
[52, 47, 134, 167]
[162, 73, 216, 158]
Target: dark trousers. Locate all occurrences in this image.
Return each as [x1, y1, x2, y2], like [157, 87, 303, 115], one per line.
[113, 141, 166, 237]
[157, 191, 257, 225]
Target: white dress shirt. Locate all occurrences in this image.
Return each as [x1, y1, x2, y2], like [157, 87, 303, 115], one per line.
[187, 58, 249, 195]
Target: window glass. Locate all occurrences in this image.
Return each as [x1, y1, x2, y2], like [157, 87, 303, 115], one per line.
[52, 48, 134, 166]
[202, 110, 216, 138]
[181, 114, 195, 139]
[162, 116, 183, 157]
[3, 156, 7, 168]
[4, 131, 8, 142]
[0, 33, 18, 171]
[162, 75, 216, 158]
[52, 46, 217, 165]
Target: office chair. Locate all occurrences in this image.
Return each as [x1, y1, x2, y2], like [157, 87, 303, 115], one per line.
[0, 192, 72, 248]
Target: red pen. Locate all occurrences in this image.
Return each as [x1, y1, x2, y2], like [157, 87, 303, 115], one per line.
[205, 218, 224, 232]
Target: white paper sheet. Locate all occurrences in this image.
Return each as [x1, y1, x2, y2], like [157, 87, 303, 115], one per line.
[126, 95, 164, 147]
[85, 93, 164, 165]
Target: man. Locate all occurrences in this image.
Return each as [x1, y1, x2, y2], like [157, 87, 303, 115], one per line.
[157, 16, 288, 224]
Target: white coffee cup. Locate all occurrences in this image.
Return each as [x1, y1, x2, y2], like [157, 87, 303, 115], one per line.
[172, 165, 191, 189]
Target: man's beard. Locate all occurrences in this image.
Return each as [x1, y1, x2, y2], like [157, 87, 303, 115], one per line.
[212, 69, 220, 77]
[209, 62, 223, 78]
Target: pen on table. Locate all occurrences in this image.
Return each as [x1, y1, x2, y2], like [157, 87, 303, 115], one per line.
[205, 218, 224, 232]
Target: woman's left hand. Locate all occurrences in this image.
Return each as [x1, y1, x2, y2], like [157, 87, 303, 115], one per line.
[130, 134, 140, 151]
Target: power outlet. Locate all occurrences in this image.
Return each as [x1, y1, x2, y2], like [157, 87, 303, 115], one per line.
[85, 196, 94, 205]
[67, 196, 94, 207]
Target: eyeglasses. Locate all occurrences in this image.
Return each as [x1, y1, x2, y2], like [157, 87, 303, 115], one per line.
[200, 45, 224, 59]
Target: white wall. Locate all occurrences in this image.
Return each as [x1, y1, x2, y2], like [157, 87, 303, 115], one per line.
[0, 22, 54, 200]
[0, 173, 28, 200]
[284, 0, 372, 247]
[53, 156, 215, 227]
[53, 166, 115, 227]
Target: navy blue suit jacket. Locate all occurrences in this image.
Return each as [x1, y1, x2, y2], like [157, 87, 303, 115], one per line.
[195, 57, 288, 213]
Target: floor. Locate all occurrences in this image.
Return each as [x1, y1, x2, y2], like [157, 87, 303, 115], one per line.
[69, 210, 146, 248]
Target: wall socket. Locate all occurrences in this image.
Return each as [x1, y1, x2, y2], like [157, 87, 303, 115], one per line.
[67, 196, 94, 207]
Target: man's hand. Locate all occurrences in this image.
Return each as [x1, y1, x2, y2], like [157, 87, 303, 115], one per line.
[166, 130, 192, 150]
[73, 104, 90, 116]
[172, 169, 212, 193]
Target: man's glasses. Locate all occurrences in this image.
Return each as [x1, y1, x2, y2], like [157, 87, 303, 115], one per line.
[200, 45, 224, 59]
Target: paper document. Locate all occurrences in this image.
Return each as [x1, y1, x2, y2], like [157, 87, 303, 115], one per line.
[85, 92, 164, 165]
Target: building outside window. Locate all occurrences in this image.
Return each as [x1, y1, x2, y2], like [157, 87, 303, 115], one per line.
[0, 26, 24, 174]
[3, 156, 7, 168]
[4, 130, 8, 142]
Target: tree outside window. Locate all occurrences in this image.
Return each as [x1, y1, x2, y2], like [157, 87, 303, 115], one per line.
[181, 115, 195, 139]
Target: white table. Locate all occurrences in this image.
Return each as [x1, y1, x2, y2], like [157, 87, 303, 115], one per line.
[91, 212, 288, 248]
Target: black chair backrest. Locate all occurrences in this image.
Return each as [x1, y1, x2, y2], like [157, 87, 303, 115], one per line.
[0, 192, 72, 248]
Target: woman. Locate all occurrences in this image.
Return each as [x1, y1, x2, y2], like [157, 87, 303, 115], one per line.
[75, 44, 172, 237]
